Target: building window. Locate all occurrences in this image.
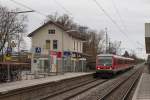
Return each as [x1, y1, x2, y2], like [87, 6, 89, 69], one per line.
[48, 29, 55, 34]
[80, 42, 82, 51]
[46, 40, 50, 49]
[74, 41, 75, 50]
[53, 40, 58, 50]
[77, 42, 78, 51]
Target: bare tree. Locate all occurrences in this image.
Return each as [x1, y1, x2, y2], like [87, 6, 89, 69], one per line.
[57, 14, 74, 29]
[45, 12, 59, 23]
[97, 30, 105, 53]
[123, 50, 130, 57]
[130, 50, 137, 59]
[45, 13, 76, 29]
[15, 32, 28, 61]
[0, 5, 27, 61]
[83, 29, 104, 69]
[89, 30, 104, 54]
[109, 41, 121, 54]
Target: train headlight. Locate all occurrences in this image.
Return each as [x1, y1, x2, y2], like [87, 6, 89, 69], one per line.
[97, 67, 100, 70]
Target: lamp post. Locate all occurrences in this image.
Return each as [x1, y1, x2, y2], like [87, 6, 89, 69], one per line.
[105, 27, 108, 54]
[48, 49, 51, 74]
[62, 31, 64, 74]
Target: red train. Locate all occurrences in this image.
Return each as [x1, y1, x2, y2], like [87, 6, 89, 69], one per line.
[95, 54, 135, 77]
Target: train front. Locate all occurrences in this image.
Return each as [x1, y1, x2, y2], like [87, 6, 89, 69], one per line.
[95, 55, 114, 76]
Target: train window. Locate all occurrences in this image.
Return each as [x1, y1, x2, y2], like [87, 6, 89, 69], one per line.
[115, 59, 117, 64]
[119, 59, 124, 64]
[125, 60, 128, 64]
[121, 59, 123, 64]
[118, 59, 122, 64]
[116, 59, 120, 65]
[97, 57, 112, 66]
[124, 60, 126, 64]
[127, 60, 128, 64]
[34, 59, 37, 63]
[123, 59, 125, 64]
[120, 59, 122, 64]
[114, 59, 117, 65]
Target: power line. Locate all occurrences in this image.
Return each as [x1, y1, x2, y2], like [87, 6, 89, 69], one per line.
[11, 0, 74, 20]
[111, 0, 142, 48]
[10, 0, 47, 17]
[136, 41, 145, 47]
[9, 0, 49, 32]
[92, 0, 140, 48]
[52, 0, 97, 29]
[10, 10, 34, 14]
[111, 0, 127, 32]
[92, 0, 128, 37]
[10, 0, 33, 11]
[53, 0, 142, 49]
[53, 0, 72, 16]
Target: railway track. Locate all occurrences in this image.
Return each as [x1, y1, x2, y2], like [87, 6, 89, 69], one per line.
[41, 79, 107, 100]
[0, 66, 143, 100]
[41, 69, 143, 100]
[99, 68, 142, 100]
[77, 67, 143, 100]
[0, 74, 95, 100]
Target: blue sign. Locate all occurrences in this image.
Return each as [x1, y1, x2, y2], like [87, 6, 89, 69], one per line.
[64, 51, 71, 57]
[35, 47, 41, 53]
[6, 47, 12, 53]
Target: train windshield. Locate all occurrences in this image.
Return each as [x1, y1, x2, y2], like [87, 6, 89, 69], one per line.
[97, 56, 112, 66]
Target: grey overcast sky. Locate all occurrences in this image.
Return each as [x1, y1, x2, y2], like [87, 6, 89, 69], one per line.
[0, 0, 149, 58]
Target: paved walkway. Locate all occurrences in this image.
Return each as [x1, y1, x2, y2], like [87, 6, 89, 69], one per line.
[0, 72, 92, 94]
[132, 65, 150, 100]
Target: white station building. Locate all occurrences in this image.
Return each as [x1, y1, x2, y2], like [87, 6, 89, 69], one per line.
[28, 21, 87, 73]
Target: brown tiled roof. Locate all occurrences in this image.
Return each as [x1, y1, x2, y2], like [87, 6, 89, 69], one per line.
[28, 21, 86, 40]
[28, 21, 68, 37]
[66, 30, 86, 40]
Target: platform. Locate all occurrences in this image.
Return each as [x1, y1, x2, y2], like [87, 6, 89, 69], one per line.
[132, 73, 150, 100]
[0, 72, 93, 94]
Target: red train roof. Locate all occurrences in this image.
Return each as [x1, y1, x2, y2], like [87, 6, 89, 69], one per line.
[97, 54, 134, 60]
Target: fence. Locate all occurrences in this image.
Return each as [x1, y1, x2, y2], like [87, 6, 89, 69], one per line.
[34, 56, 87, 74]
[0, 62, 30, 82]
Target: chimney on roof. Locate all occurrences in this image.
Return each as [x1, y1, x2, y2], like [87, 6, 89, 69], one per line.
[78, 26, 88, 33]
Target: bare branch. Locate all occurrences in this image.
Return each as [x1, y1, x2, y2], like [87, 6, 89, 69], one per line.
[0, 5, 27, 54]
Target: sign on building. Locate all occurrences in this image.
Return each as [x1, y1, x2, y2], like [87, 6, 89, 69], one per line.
[4, 53, 12, 61]
[64, 51, 71, 57]
[6, 47, 12, 53]
[50, 50, 57, 55]
[35, 47, 41, 53]
[50, 51, 62, 58]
